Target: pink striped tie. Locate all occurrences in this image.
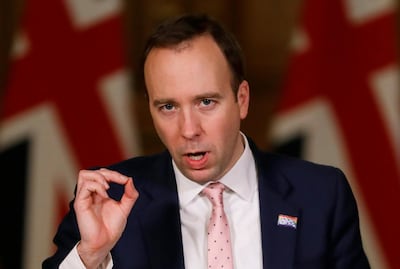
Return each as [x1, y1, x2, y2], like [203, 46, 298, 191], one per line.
[202, 182, 234, 269]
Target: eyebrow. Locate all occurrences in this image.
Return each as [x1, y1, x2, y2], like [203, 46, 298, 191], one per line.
[194, 92, 223, 100]
[152, 92, 223, 107]
[152, 98, 175, 107]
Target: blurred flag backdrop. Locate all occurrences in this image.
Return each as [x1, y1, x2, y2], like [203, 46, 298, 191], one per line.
[2, 0, 400, 268]
[0, 0, 140, 268]
[270, 0, 400, 268]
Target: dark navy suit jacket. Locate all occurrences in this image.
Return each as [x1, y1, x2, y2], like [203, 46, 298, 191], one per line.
[42, 139, 370, 268]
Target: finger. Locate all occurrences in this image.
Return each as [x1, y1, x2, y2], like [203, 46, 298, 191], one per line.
[119, 178, 139, 216]
[77, 177, 109, 199]
[78, 169, 110, 190]
[97, 168, 131, 185]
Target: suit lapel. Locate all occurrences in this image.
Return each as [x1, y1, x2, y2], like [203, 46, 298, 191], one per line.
[259, 184, 299, 269]
[251, 141, 299, 269]
[135, 153, 185, 269]
[140, 191, 185, 269]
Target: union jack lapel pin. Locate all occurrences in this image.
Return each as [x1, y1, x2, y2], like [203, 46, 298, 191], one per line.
[277, 214, 298, 229]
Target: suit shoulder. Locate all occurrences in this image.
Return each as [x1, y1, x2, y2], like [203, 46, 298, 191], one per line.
[258, 151, 347, 187]
[258, 152, 357, 211]
[272, 152, 342, 173]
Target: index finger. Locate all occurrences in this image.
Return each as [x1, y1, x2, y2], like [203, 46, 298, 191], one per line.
[97, 168, 131, 185]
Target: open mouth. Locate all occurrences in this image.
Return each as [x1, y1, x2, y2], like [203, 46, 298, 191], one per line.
[187, 152, 206, 160]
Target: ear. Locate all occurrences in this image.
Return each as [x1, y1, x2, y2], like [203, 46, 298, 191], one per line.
[237, 80, 250, 120]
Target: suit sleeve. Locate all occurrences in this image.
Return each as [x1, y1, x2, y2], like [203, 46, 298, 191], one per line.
[41, 197, 81, 268]
[330, 168, 370, 268]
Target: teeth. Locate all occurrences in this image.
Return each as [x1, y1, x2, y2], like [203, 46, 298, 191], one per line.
[188, 153, 204, 160]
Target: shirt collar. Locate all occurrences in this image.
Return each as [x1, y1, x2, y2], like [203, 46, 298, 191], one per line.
[175, 133, 257, 207]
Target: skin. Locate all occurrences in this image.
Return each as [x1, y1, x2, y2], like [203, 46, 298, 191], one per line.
[75, 169, 138, 268]
[145, 34, 250, 183]
[74, 34, 250, 267]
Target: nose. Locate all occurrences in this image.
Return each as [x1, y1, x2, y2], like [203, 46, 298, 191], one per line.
[179, 108, 201, 140]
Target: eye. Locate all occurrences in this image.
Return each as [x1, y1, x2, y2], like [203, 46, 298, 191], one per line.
[200, 98, 214, 106]
[160, 103, 175, 111]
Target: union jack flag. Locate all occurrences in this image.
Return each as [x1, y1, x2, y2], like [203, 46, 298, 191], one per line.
[270, 0, 400, 268]
[0, 0, 140, 268]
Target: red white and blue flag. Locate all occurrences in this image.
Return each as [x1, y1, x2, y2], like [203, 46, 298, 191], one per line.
[270, 0, 400, 268]
[0, 0, 140, 268]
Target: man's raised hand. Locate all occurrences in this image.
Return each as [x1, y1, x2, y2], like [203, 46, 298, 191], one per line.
[74, 168, 138, 268]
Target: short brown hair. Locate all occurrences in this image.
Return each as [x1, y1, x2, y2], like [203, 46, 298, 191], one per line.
[141, 13, 246, 94]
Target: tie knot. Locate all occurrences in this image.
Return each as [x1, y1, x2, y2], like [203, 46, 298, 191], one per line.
[202, 182, 225, 207]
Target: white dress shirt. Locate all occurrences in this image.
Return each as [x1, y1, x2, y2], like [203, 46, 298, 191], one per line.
[60, 134, 263, 269]
[176, 134, 263, 269]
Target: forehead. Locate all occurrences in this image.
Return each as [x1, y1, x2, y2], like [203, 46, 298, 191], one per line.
[145, 35, 226, 66]
[144, 35, 232, 97]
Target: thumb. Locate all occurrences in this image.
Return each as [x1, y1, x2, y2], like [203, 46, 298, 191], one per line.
[119, 178, 138, 217]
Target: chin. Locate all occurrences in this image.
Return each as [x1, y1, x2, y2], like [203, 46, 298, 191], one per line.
[184, 171, 212, 184]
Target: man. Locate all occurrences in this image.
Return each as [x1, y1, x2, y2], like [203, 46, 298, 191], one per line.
[42, 14, 370, 269]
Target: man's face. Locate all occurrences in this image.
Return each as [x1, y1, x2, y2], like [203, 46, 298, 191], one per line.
[144, 35, 249, 184]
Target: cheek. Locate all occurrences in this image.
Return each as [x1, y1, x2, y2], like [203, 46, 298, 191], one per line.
[152, 117, 180, 148]
[151, 116, 169, 140]
[208, 111, 240, 138]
